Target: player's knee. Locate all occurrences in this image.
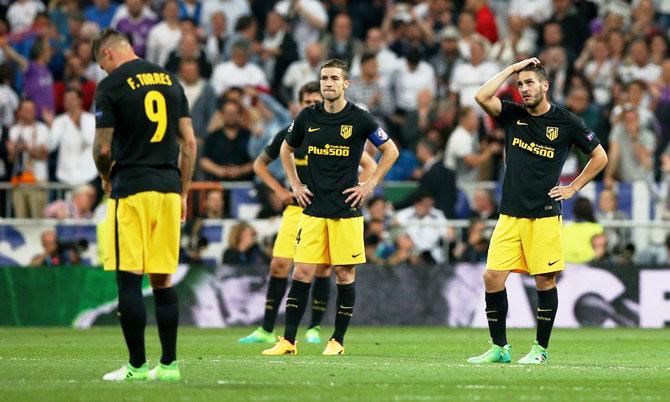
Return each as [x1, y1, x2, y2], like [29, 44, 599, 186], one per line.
[292, 264, 316, 282]
[334, 265, 355, 284]
[535, 273, 557, 290]
[483, 270, 505, 292]
[149, 274, 172, 289]
[270, 258, 291, 277]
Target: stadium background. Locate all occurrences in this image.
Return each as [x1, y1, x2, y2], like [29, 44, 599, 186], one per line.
[0, 0, 669, 328]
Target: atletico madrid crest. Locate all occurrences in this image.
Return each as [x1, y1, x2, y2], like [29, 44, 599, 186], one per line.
[340, 125, 353, 139]
[546, 126, 559, 141]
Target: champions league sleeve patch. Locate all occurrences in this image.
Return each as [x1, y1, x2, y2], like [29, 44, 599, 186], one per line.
[586, 130, 595, 141]
[287, 121, 295, 133]
[368, 127, 390, 147]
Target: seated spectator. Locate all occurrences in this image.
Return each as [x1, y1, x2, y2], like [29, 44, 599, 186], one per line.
[394, 139, 457, 219]
[634, 233, 670, 266]
[210, 38, 268, 97]
[364, 195, 394, 228]
[145, 0, 182, 66]
[452, 218, 489, 263]
[347, 52, 394, 130]
[204, 11, 229, 66]
[469, 188, 499, 220]
[595, 188, 630, 253]
[281, 42, 322, 106]
[605, 105, 655, 185]
[53, 55, 97, 113]
[165, 32, 212, 79]
[591, 233, 614, 265]
[258, 11, 298, 93]
[44, 184, 96, 219]
[203, 189, 224, 219]
[223, 221, 267, 265]
[564, 197, 604, 264]
[30, 229, 85, 266]
[449, 36, 498, 114]
[49, 88, 97, 186]
[444, 106, 501, 184]
[395, 194, 448, 264]
[401, 89, 437, 150]
[199, 100, 253, 181]
[320, 13, 363, 66]
[364, 218, 392, 265]
[385, 230, 424, 267]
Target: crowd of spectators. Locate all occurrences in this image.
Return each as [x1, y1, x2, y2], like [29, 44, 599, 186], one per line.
[1, 0, 670, 266]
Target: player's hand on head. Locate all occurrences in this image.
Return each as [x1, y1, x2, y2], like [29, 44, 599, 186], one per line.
[291, 183, 313, 207]
[343, 181, 374, 208]
[512, 57, 541, 73]
[548, 185, 576, 201]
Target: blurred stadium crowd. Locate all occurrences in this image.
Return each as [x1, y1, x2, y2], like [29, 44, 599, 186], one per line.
[2, 0, 670, 267]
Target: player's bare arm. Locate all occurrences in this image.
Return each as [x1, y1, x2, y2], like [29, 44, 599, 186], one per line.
[343, 139, 399, 208]
[178, 117, 198, 220]
[357, 147, 377, 183]
[93, 127, 114, 193]
[549, 144, 608, 201]
[254, 152, 293, 205]
[474, 57, 541, 117]
[280, 140, 312, 207]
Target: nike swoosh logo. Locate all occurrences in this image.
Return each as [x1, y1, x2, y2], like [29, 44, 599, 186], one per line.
[352, 253, 361, 258]
[516, 120, 528, 126]
[308, 127, 320, 132]
[548, 260, 559, 266]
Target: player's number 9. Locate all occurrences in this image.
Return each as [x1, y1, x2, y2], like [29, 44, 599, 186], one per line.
[144, 90, 167, 143]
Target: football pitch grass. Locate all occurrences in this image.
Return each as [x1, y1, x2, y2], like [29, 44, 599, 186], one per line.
[0, 327, 667, 402]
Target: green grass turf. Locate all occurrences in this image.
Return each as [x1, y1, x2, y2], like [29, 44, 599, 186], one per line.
[0, 327, 668, 401]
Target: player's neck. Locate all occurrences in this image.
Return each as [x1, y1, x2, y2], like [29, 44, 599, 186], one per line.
[323, 97, 347, 114]
[525, 99, 551, 116]
[114, 54, 140, 71]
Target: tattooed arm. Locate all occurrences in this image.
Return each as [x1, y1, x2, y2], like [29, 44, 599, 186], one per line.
[93, 127, 114, 193]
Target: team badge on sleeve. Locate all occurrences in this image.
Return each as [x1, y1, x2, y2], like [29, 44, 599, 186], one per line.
[288, 121, 295, 132]
[340, 125, 353, 139]
[368, 127, 390, 146]
[546, 126, 559, 141]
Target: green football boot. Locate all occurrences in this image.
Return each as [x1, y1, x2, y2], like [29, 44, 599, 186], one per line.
[102, 362, 149, 381]
[304, 325, 322, 344]
[238, 327, 277, 344]
[149, 361, 181, 381]
[517, 341, 549, 365]
[467, 342, 512, 364]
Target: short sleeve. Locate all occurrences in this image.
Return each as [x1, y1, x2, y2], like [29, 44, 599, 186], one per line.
[263, 129, 287, 160]
[179, 84, 191, 118]
[493, 100, 517, 126]
[285, 110, 307, 148]
[569, 115, 600, 154]
[94, 80, 115, 128]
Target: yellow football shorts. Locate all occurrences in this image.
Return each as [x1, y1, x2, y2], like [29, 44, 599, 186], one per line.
[103, 191, 181, 274]
[486, 214, 565, 275]
[272, 205, 303, 259]
[293, 214, 365, 266]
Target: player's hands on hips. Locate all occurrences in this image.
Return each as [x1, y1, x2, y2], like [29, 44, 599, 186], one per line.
[548, 185, 576, 201]
[277, 187, 294, 206]
[343, 181, 375, 208]
[291, 182, 313, 207]
[511, 57, 541, 73]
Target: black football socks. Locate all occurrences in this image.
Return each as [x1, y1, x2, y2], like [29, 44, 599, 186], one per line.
[116, 271, 146, 368]
[308, 276, 331, 329]
[332, 283, 356, 345]
[485, 289, 508, 347]
[283, 280, 311, 343]
[153, 287, 179, 365]
[262, 276, 288, 333]
[536, 287, 558, 348]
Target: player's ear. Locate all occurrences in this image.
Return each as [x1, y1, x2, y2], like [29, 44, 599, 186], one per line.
[344, 79, 350, 89]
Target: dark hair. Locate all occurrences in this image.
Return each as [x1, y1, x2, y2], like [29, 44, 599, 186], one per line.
[298, 81, 320, 102]
[64, 87, 82, 98]
[417, 138, 439, 156]
[234, 15, 256, 32]
[360, 52, 376, 65]
[320, 58, 349, 80]
[573, 197, 596, 223]
[519, 63, 548, 82]
[367, 195, 386, 209]
[92, 28, 129, 60]
[29, 39, 47, 61]
[458, 106, 475, 122]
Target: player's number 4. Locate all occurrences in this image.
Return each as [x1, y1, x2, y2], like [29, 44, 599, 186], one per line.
[144, 90, 168, 143]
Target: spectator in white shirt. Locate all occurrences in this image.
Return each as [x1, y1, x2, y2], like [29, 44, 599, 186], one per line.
[50, 88, 97, 186]
[0, 67, 19, 129]
[146, 0, 182, 66]
[395, 194, 449, 264]
[7, 0, 45, 33]
[350, 27, 401, 86]
[274, 0, 328, 57]
[7, 99, 50, 218]
[210, 38, 268, 96]
[618, 39, 661, 85]
[200, 0, 250, 36]
[449, 36, 499, 114]
[444, 106, 501, 184]
[205, 11, 229, 65]
[282, 42, 322, 106]
[391, 48, 437, 113]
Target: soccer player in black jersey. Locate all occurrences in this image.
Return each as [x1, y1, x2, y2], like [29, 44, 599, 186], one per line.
[262, 59, 399, 356]
[468, 58, 608, 364]
[92, 29, 197, 381]
[240, 82, 377, 345]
